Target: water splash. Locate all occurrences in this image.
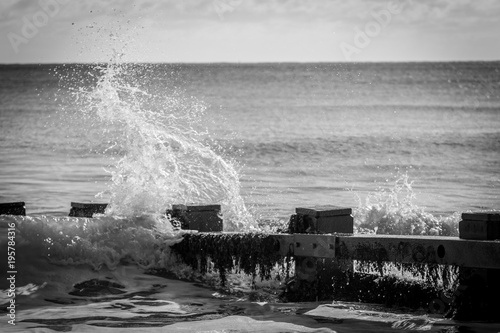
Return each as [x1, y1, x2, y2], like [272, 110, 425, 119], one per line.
[2, 214, 179, 271]
[353, 173, 460, 236]
[0, 213, 182, 305]
[78, 62, 256, 231]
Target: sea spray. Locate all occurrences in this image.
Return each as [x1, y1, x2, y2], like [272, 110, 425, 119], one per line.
[353, 173, 460, 236]
[342, 174, 462, 302]
[77, 62, 256, 231]
[1, 214, 179, 271]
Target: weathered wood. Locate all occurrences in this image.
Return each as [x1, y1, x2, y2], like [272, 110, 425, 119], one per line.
[69, 202, 107, 217]
[170, 204, 222, 232]
[176, 233, 500, 269]
[172, 210, 500, 320]
[291, 206, 353, 234]
[172, 204, 221, 212]
[336, 234, 500, 269]
[0, 202, 26, 216]
[453, 211, 500, 320]
[290, 206, 354, 301]
[173, 231, 500, 318]
[459, 212, 500, 240]
[462, 212, 500, 222]
[316, 216, 354, 234]
[294, 234, 336, 258]
[296, 206, 352, 217]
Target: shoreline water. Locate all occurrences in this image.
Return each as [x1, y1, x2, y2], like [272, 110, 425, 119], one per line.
[2, 250, 500, 333]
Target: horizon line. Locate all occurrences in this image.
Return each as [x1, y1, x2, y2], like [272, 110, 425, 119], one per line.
[1, 59, 500, 66]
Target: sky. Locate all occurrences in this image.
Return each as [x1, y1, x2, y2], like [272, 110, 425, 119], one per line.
[1, 0, 499, 63]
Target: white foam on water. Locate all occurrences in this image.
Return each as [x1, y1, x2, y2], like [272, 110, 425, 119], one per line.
[353, 173, 460, 236]
[1, 214, 180, 273]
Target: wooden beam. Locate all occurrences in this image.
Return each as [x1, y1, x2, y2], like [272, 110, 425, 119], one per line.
[0, 202, 26, 216]
[69, 202, 107, 217]
[181, 233, 500, 269]
[336, 234, 500, 269]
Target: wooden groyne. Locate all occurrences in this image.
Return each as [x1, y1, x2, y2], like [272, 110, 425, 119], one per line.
[0, 202, 25, 216]
[2, 202, 499, 320]
[170, 205, 500, 321]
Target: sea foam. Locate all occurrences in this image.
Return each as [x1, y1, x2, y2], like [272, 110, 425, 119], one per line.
[76, 62, 256, 231]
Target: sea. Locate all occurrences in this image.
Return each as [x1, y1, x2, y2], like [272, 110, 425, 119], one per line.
[1, 62, 499, 332]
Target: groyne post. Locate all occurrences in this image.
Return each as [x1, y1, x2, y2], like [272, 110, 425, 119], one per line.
[170, 204, 223, 232]
[0, 202, 25, 216]
[68, 202, 107, 217]
[454, 212, 500, 320]
[287, 205, 353, 301]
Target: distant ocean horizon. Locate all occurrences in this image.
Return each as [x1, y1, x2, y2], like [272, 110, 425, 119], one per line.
[2, 60, 499, 63]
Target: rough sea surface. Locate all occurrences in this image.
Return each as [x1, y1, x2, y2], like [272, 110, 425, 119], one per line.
[1, 62, 499, 220]
[1, 62, 499, 332]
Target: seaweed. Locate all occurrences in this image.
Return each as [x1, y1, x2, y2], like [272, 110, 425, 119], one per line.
[170, 232, 292, 286]
[329, 270, 452, 310]
[170, 232, 473, 316]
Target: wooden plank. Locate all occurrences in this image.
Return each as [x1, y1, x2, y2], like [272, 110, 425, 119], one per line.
[170, 204, 223, 231]
[172, 204, 221, 212]
[174, 231, 500, 318]
[336, 234, 500, 269]
[459, 219, 500, 240]
[296, 206, 352, 217]
[0, 202, 25, 207]
[316, 216, 354, 234]
[183, 211, 223, 232]
[273, 234, 295, 256]
[294, 234, 335, 258]
[462, 212, 500, 222]
[177, 233, 500, 269]
[69, 202, 107, 217]
[70, 202, 108, 209]
[0, 202, 25, 216]
[185, 205, 221, 212]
